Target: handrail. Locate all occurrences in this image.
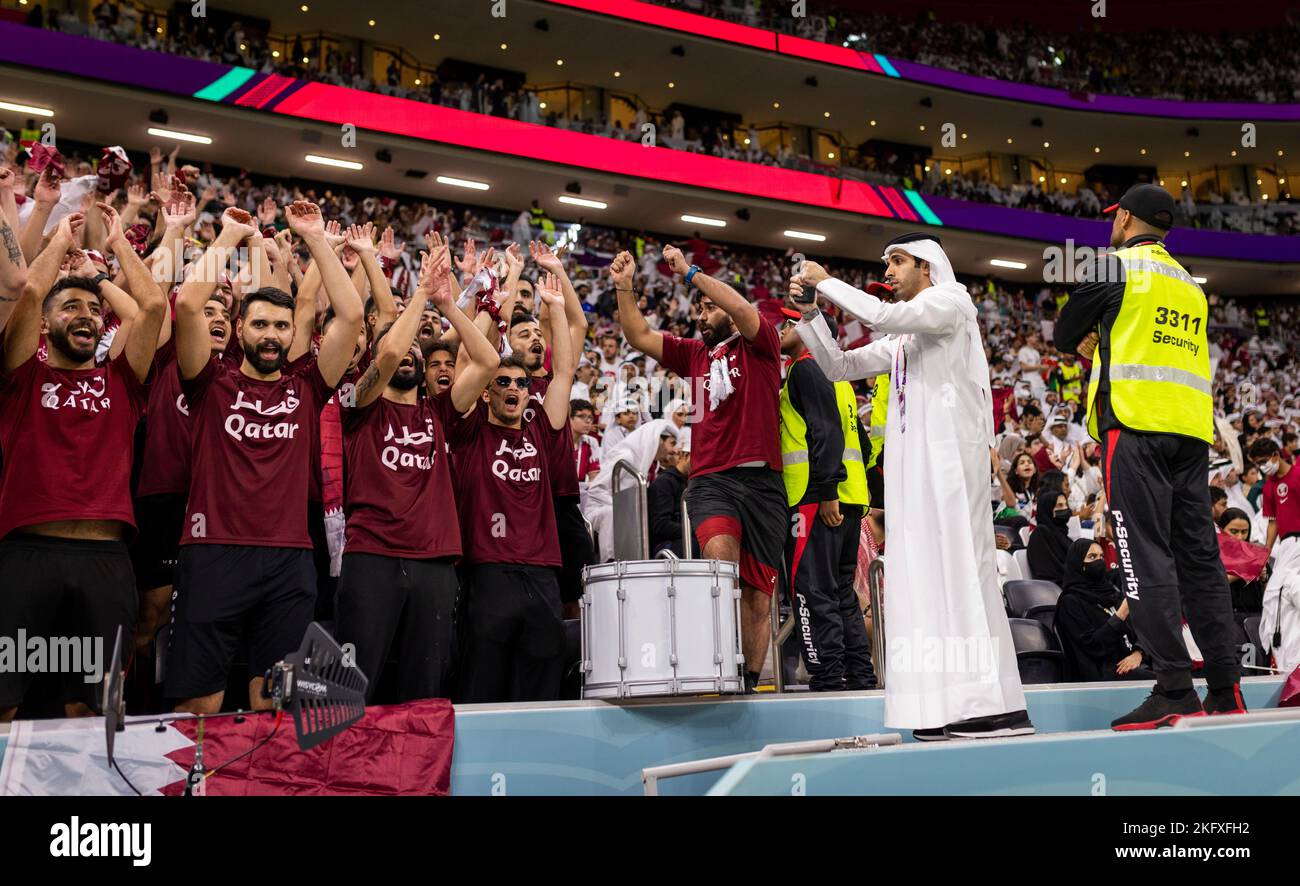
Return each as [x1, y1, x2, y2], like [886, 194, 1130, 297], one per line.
[868, 557, 885, 690]
[611, 458, 649, 561]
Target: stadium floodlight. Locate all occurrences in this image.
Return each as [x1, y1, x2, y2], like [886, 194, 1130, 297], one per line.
[681, 214, 726, 227]
[784, 230, 827, 242]
[1192, 276, 1208, 285]
[0, 100, 53, 117]
[990, 259, 1029, 270]
[305, 154, 363, 170]
[147, 127, 212, 144]
[436, 175, 490, 191]
[558, 195, 608, 210]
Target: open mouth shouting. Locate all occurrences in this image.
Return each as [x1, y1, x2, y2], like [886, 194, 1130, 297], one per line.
[209, 320, 228, 345]
[68, 321, 97, 348]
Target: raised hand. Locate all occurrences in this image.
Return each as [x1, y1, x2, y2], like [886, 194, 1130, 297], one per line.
[795, 259, 829, 287]
[661, 244, 691, 276]
[162, 190, 197, 229]
[97, 201, 126, 250]
[529, 238, 564, 275]
[285, 201, 326, 239]
[324, 218, 346, 252]
[274, 227, 295, 258]
[221, 187, 236, 207]
[66, 249, 97, 278]
[34, 168, 62, 205]
[126, 182, 149, 207]
[537, 271, 565, 308]
[609, 250, 635, 289]
[504, 241, 524, 277]
[149, 145, 163, 167]
[418, 248, 454, 309]
[345, 222, 376, 253]
[454, 236, 479, 282]
[257, 196, 278, 226]
[153, 171, 176, 205]
[220, 206, 258, 242]
[379, 225, 403, 261]
[57, 211, 86, 247]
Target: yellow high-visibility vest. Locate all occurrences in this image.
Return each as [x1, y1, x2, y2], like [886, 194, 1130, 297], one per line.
[779, 356, 869, 507]
[1057, 360, 1083, 404]
[867, 372, 888, 469]
[1084, 242, 1213, 444]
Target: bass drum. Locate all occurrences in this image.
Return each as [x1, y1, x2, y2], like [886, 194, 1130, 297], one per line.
[581, 558, 744, 699]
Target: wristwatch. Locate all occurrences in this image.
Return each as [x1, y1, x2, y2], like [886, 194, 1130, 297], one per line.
[90, 272, 111, 288]
[684, 264, 700, 285]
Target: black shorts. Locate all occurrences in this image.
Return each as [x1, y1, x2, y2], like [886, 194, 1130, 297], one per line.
[131, 492, 187, 591]
[0, 534, 137, 711]
[334, 552, 459, 703]
[685, 466, 787, 595]
[163, 544, 316, 700]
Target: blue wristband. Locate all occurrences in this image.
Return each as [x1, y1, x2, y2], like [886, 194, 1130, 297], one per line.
[684, 265, 700, 285]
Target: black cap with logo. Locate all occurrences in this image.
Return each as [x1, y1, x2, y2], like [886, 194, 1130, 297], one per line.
[1102, 183, 1176, 230]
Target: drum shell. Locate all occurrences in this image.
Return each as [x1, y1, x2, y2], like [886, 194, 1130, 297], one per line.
[580, 559, 744, 699]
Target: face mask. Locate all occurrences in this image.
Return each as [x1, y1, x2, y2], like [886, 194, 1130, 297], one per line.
[1260, 459, 1280, 477]
[1083, 560, 1107, 582]
[1053, 507, 1071, 523]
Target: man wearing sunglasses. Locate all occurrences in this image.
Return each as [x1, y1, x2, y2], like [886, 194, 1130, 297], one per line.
[334, 247, 498, 703]
[448, 273, 576, 703]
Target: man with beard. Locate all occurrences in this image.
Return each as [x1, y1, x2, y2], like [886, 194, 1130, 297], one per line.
[0, 206, 165, 721]
[449, 275, 575, 703]
[336, 247, 498, 702]
[166, 203, 363, 714]
[792, 232, 1032, 739]
[613, 245, 785, 694]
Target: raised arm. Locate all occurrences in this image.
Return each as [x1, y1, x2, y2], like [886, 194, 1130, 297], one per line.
[610, 250, 664, 362]
[0, 167, 28, 326]
[3, 212, 83, 374]
[19, 167, 60, 262]
[290, 201, 362, 387]
[798, 261, 964, 337]
[793, 284, 893, 382]
[351, 256, 432, 410]
[538, 272, 574, 431]
[529, 239, 588, 356]
[349, 223, 392, 325]
[420, 247, 500, 413]
[175, 207, 256, 379]
[663, 243, 759, 340]
[101, 201, 166, 383]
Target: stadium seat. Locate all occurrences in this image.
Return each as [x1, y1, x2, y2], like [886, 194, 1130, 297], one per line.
[1008, 618, 1064, 684]
[1014, 548, 1032, 581]
[1243, 615, 1267, 669]
[1019, 525, 1032, 547]
[1003, 580, 1062, 629]
[996, 548, 1022, 585]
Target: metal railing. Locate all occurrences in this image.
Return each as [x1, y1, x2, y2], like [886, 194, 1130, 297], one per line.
[611, 459, 649, 561]
[868, 557, 886, 690]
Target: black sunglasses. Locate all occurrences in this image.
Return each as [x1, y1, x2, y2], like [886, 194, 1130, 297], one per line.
[493, 376, 533, 391]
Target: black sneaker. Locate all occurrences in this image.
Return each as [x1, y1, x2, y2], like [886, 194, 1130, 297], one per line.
[944, 709, 1035, 740]
[911, 726, 950, 742]
[1111, 688, 1204, 730]
[1203, 684, 1248, 716]
[743, 670, 761, 695]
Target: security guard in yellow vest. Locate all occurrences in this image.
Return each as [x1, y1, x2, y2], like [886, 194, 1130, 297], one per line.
[1056, 183, 1244, 729]
[865, 372, 889, 507]
[1051, 352, 1084, 420]
[777, 308, 875, 691]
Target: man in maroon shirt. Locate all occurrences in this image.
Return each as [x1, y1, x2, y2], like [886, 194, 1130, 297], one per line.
[165, 202, 363, 714]
[0, 206, 165, 721]
[425, 339, 457, 395]
[448, 278, 575, 703]
[335, 247, 498, 702]
[613, 245, 785, 693]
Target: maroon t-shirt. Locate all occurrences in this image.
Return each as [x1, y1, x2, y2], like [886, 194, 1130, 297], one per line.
[181, 357, 334, 549]
[341, 392, 461, 559]
[0, 351, 147, 539]
[446, 401, 563, 567]
[1262, 469, 1300, 538]
[136, 340, 194, 498]
[526, 373, 579, 499]
[659, 323, 782, 478]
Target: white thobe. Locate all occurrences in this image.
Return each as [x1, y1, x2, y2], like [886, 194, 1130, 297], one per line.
[1260, 537, 1300, 675]
[798, 277, 1027, 730]
[583, 419, 676, 562]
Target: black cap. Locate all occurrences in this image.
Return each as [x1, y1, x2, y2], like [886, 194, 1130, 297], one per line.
[1103, 184, 1175, 230]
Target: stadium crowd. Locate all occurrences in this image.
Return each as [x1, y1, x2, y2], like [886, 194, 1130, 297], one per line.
[11, 2, 1296, 237]
[0, 126, 1296, 720]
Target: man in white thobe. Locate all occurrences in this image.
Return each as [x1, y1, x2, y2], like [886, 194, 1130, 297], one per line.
[584, 417, 681, 562]
[792, 232, 1033, 740]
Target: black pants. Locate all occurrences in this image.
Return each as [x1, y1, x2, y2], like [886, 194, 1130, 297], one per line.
[335, 552, 458, 703]
[784, 504, 876, 691]
[1100, 428, 1240, 692]
[460, 564, 565, 703]
[554, 495, 594, 605]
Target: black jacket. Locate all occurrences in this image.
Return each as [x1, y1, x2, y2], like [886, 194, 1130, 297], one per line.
[648, 466, 688, 552]
[1053, 233, 1168, 436]
[1055, 588, 1144, 681]
[785, 356, 846, 505]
